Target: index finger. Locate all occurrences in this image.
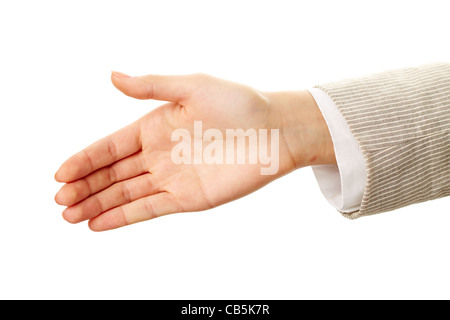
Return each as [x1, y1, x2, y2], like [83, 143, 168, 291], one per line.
[55, 121, 141, 183]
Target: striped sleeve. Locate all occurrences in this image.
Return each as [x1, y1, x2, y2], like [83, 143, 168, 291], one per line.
[315, 63, 450, 218]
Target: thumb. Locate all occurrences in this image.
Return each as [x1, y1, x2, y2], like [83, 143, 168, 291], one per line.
[111, 71, 198, 103]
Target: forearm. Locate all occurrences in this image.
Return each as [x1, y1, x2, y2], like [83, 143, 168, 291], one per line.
[314, 62, 450, 218]
[264, 90, 336, 171]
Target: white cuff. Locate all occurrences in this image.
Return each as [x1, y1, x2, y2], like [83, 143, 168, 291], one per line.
[307, 88, 367, 213]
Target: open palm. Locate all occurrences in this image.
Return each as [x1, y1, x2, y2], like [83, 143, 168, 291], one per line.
[55, 73, 296, 231]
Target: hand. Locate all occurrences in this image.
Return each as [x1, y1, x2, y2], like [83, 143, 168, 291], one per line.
[55, 72, 335, 231]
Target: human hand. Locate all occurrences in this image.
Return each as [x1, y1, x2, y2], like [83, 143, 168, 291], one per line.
[55, 73, 335, 231]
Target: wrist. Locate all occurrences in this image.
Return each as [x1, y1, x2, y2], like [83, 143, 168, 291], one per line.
[264, 90, 336, 171]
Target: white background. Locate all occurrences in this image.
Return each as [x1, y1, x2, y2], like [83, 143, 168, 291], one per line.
[0, 0, 449, 299]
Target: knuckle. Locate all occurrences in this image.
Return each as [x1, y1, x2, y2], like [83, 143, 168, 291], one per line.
[143, 198, 156, 220]
[106, 138, 118, 162]
[121, 183, 132, 203]
[192, 72, 210, 83]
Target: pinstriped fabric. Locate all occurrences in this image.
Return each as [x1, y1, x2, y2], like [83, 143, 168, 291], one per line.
[315, 63, 450, 218]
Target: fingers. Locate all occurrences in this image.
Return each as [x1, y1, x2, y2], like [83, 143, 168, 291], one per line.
[55, 152, 146, 206]
[62, 173, 159, 224]
[111, 71, 204, 103]
[55, 121, 141, 183]
[88, 192, 180, 231]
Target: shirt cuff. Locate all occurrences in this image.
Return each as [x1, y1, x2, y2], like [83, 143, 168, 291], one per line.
[307, 88, 367, 213]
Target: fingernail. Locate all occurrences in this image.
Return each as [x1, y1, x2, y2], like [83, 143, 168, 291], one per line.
[111, 71, 132, 79]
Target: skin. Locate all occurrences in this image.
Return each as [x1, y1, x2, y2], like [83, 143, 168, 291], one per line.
[54, 72, 336, 231]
